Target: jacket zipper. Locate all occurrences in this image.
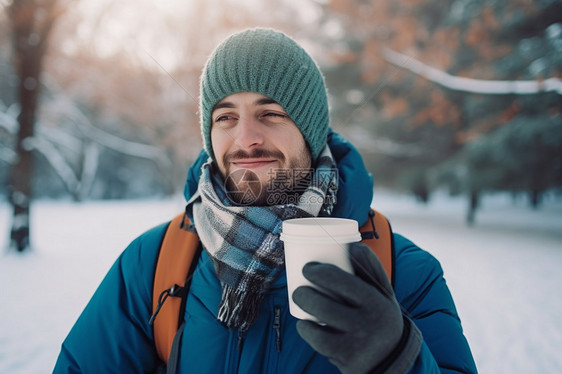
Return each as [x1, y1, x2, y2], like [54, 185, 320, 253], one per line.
[228, 307, 283, 372]
[273, 306, 282, 352]
[226, 329, 244, 373]
[266, 306, 283, 373]
[237, 330, 246, 350]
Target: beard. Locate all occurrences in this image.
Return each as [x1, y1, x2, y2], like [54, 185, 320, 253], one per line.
[222, 147, 312, 206]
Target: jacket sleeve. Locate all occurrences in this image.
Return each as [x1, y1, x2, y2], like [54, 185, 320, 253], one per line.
[53, 223, 168, 374]
[392, 234, 477, 374]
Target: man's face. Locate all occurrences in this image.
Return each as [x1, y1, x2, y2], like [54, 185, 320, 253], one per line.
[210, 92, 312, 205]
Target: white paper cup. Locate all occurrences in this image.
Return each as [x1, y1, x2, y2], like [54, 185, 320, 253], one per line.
[280, 217, 361, 321]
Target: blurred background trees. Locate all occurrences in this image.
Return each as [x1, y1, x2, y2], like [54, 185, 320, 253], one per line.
[316, 0, 561, 215]
[1, 0, 561, 250]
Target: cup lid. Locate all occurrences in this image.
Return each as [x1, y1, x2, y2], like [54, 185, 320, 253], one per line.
[280, 217, 361, 244]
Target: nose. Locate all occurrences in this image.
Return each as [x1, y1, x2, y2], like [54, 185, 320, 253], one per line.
[234, 115, 264, 149]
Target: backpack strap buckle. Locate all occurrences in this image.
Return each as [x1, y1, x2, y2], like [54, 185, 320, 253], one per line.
[149, 284, 187, 326]
[360, 210, 380, 240]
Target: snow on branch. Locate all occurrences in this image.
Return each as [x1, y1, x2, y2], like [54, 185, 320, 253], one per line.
[0, 101, 20, 134]
[22, 136, 80, 194]
[382, 48, 562, 95]
[0, 146, 17, 164]
[41, 74, 172, 169]
[37, 124, 83, 154]
[0, 100, 19, 164]
[83, 122, 170, 164]
[346, 127, 425, 157]
[79, 143, 100, 200]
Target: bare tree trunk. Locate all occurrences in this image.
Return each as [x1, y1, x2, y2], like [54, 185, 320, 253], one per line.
[9, 81, 37, 251]
[8, 0, 59, 252]
[529, 189, 542, 209]
[466, 190, 479, 226]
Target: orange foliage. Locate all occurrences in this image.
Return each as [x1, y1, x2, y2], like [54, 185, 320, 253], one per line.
[455, 129, 480, 144]
[455, 101, 521, 144]
[360, 40, 385, 85]
[482, 6, 500, 31]
[363, 39, 382, 62]
[423, 46, 453, 70]
[361, 70, 380, 85]
[433, 28, 460, 52]
[380, 92, 410, 118]
[332, 51, 359, 64]
[465, 19, 489, 48]
[498, 102, 521, 123]
[507, 0, 537, 16]
[479, 42, 513, 61]
[412, 110, 430, 127]
[414, 27, 460, 70]
[413, 75, 431, 90]
[327, 0, 357, 17]
[412, 91, 461, 128]
[455, 118, 500, 145]
[389, 16, 419, 51]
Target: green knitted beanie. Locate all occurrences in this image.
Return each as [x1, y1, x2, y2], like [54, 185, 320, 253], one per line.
[200, 28, 329, 162]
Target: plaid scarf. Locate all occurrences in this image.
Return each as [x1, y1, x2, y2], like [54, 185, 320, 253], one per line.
[191, 146, 338, 332]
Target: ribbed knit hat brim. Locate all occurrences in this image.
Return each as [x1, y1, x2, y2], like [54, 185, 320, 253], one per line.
[200, 28, 329, 161]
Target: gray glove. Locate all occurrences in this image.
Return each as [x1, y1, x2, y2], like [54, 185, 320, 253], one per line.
[293, 242, 422, 374]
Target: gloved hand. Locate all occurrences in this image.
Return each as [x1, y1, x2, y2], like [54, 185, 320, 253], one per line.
[293, 242, 422, 374]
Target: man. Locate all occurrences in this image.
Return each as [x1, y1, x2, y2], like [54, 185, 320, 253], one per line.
[54, 28, 477, 373]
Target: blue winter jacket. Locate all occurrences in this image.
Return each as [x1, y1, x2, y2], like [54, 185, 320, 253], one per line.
[54, 132, 477, 373]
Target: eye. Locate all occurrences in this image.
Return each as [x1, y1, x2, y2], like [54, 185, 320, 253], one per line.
[214, 114, 237, 123]
[262, 112, 288, 120]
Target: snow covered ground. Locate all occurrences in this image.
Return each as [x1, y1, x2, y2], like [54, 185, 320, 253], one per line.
[1, 191, 561, 373]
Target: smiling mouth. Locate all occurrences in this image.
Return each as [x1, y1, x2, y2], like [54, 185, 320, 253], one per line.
[232, 159, 276, 169]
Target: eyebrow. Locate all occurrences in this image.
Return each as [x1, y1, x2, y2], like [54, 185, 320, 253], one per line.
[212, 97, 279, 111]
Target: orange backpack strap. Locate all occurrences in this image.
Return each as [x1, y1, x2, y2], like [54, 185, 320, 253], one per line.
[151, 213, 201, 364]
[359, 209, 394, 285]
